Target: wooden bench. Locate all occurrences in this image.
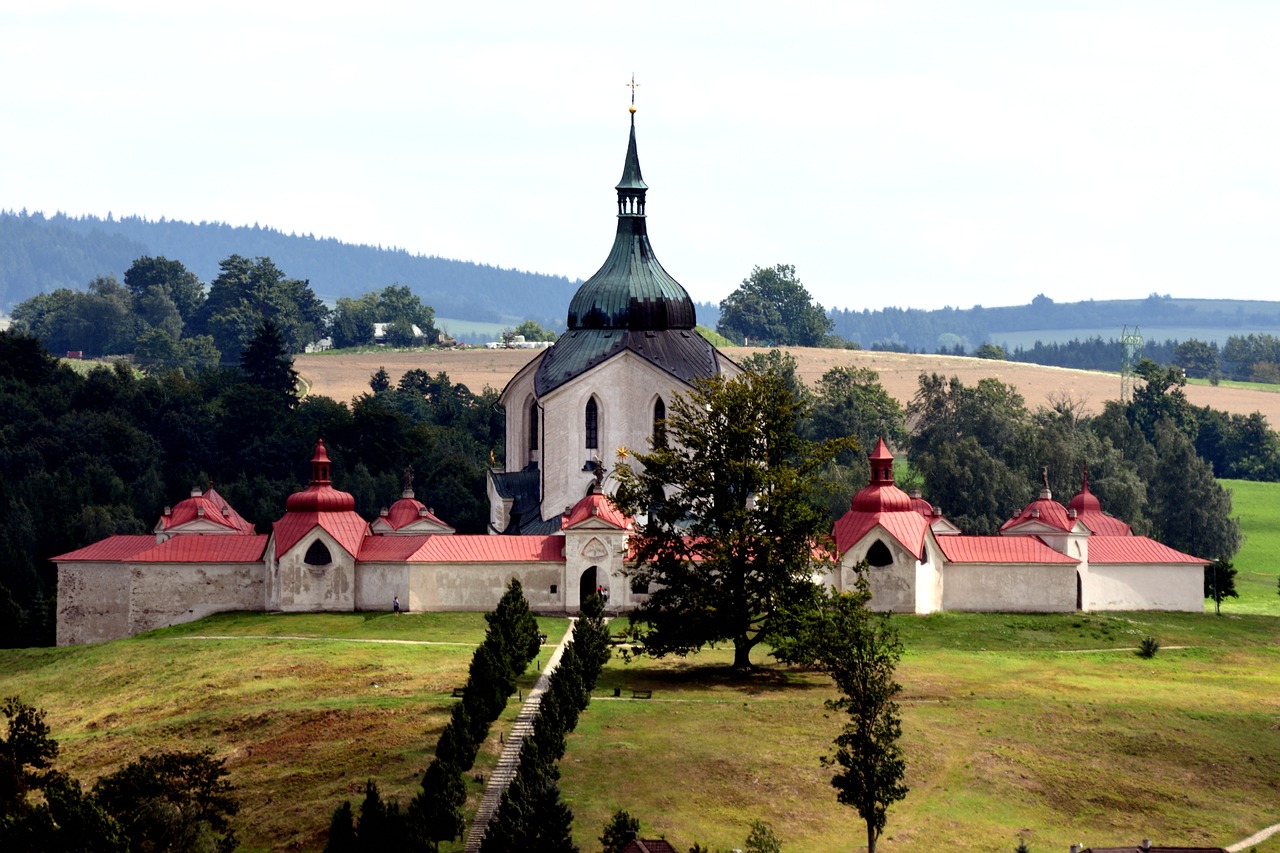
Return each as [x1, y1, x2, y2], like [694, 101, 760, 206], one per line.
[631, 689, 653, 699]
[451, 687, 466, 697]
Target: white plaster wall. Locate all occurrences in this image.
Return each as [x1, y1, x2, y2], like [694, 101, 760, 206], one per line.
[563, 527, 629, 613]
[128, 563, 265, 635]
[412, 562, 567, 612]
[56, 563, 132, 645]
[842, 535, 917, 613]
[276, 532, 356, 612]
[356, 564, 412, 612]
[538, 352, 695, 523]
[501, 357, 543, 472]
[914, 539, 945, 615]
[941, 563, 1076, 612]
[1082, 564, 1204, 611]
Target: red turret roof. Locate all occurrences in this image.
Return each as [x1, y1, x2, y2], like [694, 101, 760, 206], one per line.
[1067, 465, 1132, 536]
[833, 438, 930, 558]
[273, 439, 367, 557]
[563, 488, 630, 530]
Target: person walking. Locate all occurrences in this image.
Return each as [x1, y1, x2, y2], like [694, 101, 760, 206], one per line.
[393, 595, 401, 614]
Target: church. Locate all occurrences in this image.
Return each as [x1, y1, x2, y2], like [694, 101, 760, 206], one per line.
[53, 110, 1209, 646]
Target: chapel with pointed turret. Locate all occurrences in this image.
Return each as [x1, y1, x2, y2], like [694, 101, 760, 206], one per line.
[488, 106, 737, 534]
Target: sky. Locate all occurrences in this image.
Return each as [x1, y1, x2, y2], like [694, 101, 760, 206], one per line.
[3, 1, 1279, 313]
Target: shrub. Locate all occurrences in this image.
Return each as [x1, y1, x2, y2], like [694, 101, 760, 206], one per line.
[1137, 636, 1160, 658]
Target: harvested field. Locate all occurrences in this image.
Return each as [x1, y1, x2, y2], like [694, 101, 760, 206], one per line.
[296, 346, 1280, 424]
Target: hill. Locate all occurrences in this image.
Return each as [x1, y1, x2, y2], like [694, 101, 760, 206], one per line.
[0, 210, 578, 329]
[2, 601, 1276, 851]
[295, 346, 1280, 427]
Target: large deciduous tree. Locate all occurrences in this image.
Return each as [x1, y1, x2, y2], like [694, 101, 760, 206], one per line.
[195, 255, 329, 363]
[612, 367, 850, 671]
[716, 263, 833, 347]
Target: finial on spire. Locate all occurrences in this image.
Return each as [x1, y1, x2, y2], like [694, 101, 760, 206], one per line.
[627, 73, 639, 114]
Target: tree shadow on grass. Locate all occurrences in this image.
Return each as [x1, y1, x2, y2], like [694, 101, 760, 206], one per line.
[600, 657, 828, 696]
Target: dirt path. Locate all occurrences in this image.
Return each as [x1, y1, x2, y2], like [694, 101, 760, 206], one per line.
[1227, 822, 1280, 852]
[296, 347, 1280, 425]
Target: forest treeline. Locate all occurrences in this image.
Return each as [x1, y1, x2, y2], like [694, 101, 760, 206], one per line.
[0, 331, 1272, 649]
[830, 292, 1280, 355]
[0, 326, 503, 647]
[0, 211, 577, 331]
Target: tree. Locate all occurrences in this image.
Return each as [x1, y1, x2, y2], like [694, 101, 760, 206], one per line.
[807, 365, 906, 456]
[1205, 559, 1239, 614]
[239, 317, 300, 400]
[600, 809, 640, 852]
[124, 256, 205, 327]
[792, 576, 908, 853]
[196, 255, 329, 363]
[92, 749, 239, 853]
[612, 369, 850, 671]
[1174, 339, 1219, 380]
[513, 320, 556, 342]
[717, 264, 833, 347]
[0, 696, 59, 815]
[744, 820, 783, 853]
[974, 342, 1006, 360]
[1149, 421, 1241, 563]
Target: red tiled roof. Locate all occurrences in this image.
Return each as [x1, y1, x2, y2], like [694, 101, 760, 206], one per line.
[937, 535, 1078, 564]
[157, 487, 254, 535]
[1000, 493, 1075, 533]
[358, 535, 437, 561]
[135, 535, 268, 562]
[412, 535, 565, 563]
[273, 511, 369, 558]
[832, 509, 930, 560]
[382, 494, 452, 531]
[54, 534, 268, 563]
[1075, 509, 1132, 536]
[1087, 536, 1208, 565]
[54, 535, 159, 562]
[563, 490, 630, 530]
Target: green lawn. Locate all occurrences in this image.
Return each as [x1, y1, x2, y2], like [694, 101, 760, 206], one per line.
[5, 608, 1275, 852]
[1222, 478, 1280, 617]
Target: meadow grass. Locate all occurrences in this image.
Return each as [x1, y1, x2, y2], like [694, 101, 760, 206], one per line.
[5, 608, 1275, 852]
[1223, 478, 1280, 617]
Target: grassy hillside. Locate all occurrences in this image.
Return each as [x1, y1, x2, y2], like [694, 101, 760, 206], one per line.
[1222, 478, 1280, 617]
[4, 486, 1278, 851]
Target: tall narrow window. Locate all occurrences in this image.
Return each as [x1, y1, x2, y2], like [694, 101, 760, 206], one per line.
[653, 397, 667, 447]
[585, 398, 599, 449]
[528, 400, 539, 451]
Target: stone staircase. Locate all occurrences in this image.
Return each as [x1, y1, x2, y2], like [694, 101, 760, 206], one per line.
[464, 619, 576, 852]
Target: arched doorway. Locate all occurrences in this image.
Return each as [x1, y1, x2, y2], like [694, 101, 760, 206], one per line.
[579, 566, 600, 608]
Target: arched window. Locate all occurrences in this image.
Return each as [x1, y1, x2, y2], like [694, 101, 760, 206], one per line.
[866, 539, 894, 568]
[528, 400, 539, 451]
[304, 540, 332, 566]
[585, 398, 599, 449]
[653, 397, 667, 447]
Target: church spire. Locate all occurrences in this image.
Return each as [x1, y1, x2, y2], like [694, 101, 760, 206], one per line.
[616, 78, 648, 213]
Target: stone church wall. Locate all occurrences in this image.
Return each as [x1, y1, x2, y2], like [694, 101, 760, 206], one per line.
[941, 563, 1076, 612]
[127, 563, 266, 635]
[1082, 564, 1202, 611]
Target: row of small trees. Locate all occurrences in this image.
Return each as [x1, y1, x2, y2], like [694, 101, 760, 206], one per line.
[479, 594, 612, 852]
[324, 579, 542, 852]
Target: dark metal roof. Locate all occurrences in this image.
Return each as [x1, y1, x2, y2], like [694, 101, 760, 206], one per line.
[533, 327, 724, 397]
[565, 113, 696, 332]
[489, 468, 564, 535]
[615, 113, 648, 190]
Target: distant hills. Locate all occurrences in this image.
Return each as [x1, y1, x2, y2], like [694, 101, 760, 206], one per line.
[5, 210, 1280, 353]
[0, 210, 579, 331]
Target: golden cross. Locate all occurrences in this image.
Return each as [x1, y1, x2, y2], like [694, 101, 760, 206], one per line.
[627, 73, 640, 107]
